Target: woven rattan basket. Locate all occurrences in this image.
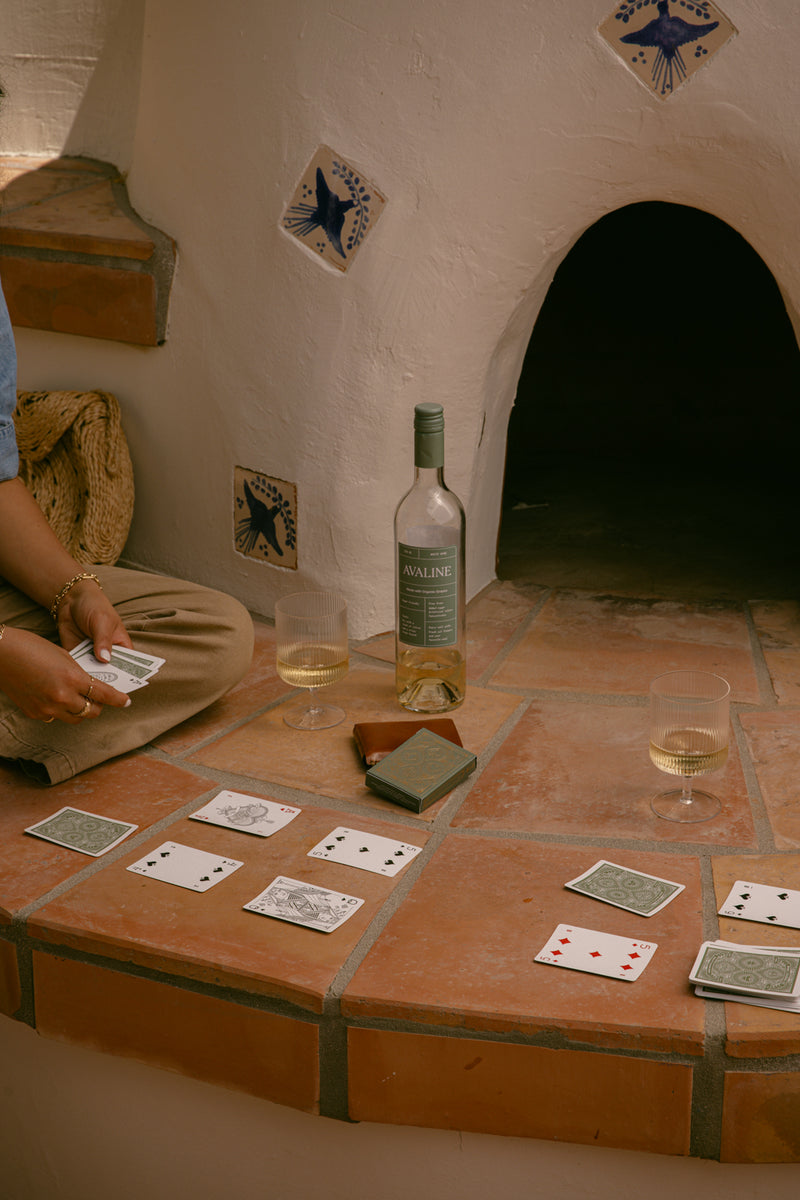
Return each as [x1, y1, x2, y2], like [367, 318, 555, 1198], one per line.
[13, 390, 134, 565]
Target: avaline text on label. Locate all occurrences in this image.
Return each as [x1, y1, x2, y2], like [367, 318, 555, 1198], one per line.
[398, 543, 458, 647]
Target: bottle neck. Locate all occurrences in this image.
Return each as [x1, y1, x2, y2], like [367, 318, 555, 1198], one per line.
[414, 464, 446, 487]
[414, 429, 444, 472]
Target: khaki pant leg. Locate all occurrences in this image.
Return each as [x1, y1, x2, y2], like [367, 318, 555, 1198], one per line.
[0, 566, 254, 783]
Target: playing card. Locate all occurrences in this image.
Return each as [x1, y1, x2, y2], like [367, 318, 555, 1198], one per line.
[688, 941, 800, 998]
[69, 640, 149, 693]
[190, 790, 301, 838]
[718, 880, 800, 930]
[103, 644, 164, 679]
[694, 985, 800, 1013]
[127, 841, 243, 892]
[306, 826, 423, 876]
[25, 806, 138, 856]
[534, 923, 657, 981]
[243, 875, 364, 932]
[564, 859, 684, 917]
[71, 638, 164, 680]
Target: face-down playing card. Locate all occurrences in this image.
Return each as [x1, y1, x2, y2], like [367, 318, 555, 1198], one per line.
[244, 875, 364, 932]
[689, 941, 800, 998]
[127, 842, 243, 892]
[718, 880, 800, 930]
[565, 859, 684, 917]
[306, 826, 423, 876]
[535, 924, 657, 982]
[25, 806, 138, 856]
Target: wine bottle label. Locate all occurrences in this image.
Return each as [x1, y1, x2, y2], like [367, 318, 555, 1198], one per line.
[397, 543, 458, 647]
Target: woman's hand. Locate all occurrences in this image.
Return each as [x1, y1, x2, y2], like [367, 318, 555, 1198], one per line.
[54, 575, 133, 657]
[0, 626, 131, 723]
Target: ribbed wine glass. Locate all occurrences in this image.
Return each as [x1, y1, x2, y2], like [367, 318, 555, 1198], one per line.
[649, 670, 730, 823]
[275, 591, 348, 730]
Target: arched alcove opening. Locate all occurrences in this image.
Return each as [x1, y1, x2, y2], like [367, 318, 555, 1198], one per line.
[497, 201, 800, 600]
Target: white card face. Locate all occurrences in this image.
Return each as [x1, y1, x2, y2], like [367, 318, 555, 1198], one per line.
[127, 841, 243, 892]
[69, 640, 149, 693]
[564, 859, 684, 917]
[190, 790, 301, 838]
[25, 806, 138, 856]
[243, 875, 364, 932]
[718, 880, 800, 930]
[535, 924, 657, 981]
[306, 826, 423, 876]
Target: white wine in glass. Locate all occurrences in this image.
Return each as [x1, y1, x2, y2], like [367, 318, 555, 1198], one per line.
[275, 591, 348, 730]
[649, 670, 730, 822]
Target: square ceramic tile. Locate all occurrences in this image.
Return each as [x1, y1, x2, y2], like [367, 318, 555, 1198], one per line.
[281, 145, 385, 272]
[234, 466, 297, 569]
[487, 590, 760, 702]
[599, 1, 737, 99]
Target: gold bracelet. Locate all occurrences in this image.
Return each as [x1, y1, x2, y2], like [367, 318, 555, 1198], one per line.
[49, 572, 102, 623]
[0, 623, 5, 643]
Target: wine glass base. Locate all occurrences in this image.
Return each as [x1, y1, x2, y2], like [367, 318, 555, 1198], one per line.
[283, 702, 345, 731]
[650, 787, 721, 823]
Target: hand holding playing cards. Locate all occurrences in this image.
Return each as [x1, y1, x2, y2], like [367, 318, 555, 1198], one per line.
[52, 573, 133, 659]
[0, 626, 131, 723]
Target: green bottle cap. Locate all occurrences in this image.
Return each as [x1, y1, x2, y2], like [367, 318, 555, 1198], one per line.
[414, 402, 444, 434]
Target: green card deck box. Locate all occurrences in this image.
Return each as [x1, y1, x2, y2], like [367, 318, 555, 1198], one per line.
[365, 727, 476, 812]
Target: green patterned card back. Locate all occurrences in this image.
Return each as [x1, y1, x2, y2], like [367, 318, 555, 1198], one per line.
[689, 943, 800, 997]
[565, 859, 684, 917]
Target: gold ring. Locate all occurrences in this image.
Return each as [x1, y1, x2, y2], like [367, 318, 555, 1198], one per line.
[85, 681, 94, 700]
[70, 697, 92, 719]
[44, 716, 55, 723]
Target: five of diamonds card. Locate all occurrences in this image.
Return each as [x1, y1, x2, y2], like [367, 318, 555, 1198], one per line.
[535, 924, 657, 981]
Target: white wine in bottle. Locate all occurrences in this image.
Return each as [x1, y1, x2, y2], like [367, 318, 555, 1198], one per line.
[395, 402, 466, 712]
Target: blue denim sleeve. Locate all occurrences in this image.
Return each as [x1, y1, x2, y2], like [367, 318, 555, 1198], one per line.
[0, 279, 19, 481]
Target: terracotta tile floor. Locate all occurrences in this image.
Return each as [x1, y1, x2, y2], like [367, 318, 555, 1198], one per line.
[5, 576, 800, 1162]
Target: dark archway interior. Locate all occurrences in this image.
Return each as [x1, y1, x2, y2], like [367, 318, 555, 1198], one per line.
[497, 201, 800, 600]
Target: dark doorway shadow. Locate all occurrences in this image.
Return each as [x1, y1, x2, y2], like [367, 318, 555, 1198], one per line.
[497, 201, 800, 600]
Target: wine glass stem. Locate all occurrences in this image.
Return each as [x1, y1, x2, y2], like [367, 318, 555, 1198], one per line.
[306, 688, 322, 716]
[681, 775, 693, 805]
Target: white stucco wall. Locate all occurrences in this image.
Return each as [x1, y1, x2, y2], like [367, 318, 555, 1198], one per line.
[3, 0, 799, 638]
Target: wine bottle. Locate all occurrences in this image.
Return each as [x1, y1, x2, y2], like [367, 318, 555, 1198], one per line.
[395, 402, 466, 712]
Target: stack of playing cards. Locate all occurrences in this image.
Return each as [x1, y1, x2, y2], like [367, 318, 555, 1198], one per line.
[689, 940, 800, 1011]
[69, 638, 164, 693]
[365, 728, 477, 812]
